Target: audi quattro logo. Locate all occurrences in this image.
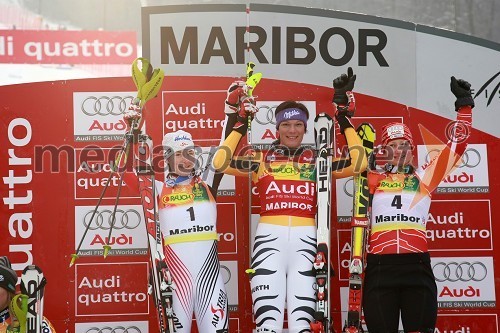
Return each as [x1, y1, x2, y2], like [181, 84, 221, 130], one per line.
[433, 261, 487, 282]
[83, 209, 141, 230]
[425, 148, 481, 169]
[81, 96, 134, 116]
[84, 326, 141, 333]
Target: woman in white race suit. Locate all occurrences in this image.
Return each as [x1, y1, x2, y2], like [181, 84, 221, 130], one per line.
[122, 113, 229, 332]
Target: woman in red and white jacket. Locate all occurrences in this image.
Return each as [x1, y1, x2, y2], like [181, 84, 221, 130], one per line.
[363, 77, 475, 333]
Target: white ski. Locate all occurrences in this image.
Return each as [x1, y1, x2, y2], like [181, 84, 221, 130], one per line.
[20, 265, 46, 333]
[311, 113, 334, 333]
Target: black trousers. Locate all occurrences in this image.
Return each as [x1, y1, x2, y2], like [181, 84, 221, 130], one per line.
[362, 252, 437, 333]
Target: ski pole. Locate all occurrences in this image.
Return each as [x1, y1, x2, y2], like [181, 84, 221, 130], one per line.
[70, 58, 164, 266]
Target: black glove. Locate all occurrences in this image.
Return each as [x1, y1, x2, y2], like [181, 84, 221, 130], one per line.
[335, 112, 354, 134]
[333, 67, 356, 105]
[451, 76, 474, 111]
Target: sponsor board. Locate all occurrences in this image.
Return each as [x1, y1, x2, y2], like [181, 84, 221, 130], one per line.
[216, 203, 237, 254]
[340, 288, 500, 332]
[75, 321, 148, 333]
[220, 260, 239, 312]
[432, 256, 496, 308]
[75, 262, 149, 316]
[427, 200, 492, 251]
[73, 92, 136, 142]
[336, 177, 354, 222]
[162, 89, 227, 141]
[74, 205, 148, 257]
[74, 147, 139, 200]
[435, 313, 498, 333]
[417, 144, 489, 194]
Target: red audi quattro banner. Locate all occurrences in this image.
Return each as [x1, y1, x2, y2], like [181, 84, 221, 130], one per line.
[1, 3, 499, 333]
[75, 262, 149, 316]
[0, 30, 137, 64]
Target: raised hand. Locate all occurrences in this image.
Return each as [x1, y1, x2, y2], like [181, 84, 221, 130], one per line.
[450, 76, 474, 111]
[333, 67, 356, 105]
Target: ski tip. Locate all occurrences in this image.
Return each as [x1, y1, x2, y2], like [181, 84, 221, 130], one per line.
[103, 245, 111, 258]
[69, 254, 79, 267]
[314, 112, 333, 122]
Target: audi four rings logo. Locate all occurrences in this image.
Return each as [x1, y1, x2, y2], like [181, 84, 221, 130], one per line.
[343, 178, 354, 197]
[83, 209, 141, 230]
[81, 96, 134, 116]
[254, 105, 277, 125]
[432, 261, 488, 282]
[425, 148, 481, 168]
[84, 326, 141, 333]
[220, 265, 232, 284]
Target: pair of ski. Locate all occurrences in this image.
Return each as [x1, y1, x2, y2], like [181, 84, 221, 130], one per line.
[107, 60, 177, 333]
[8, 265, 53, 333]
[311, 114, 375, 333]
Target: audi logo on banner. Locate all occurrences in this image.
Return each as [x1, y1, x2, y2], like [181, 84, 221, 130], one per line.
[343, 177, 354, 197]
[83, 209, 142, 230]
[84, 326, 142, 333]
[81, 96, 134, 116]
[425, 147, 481, 169]
[432, 261, 488, 282]
[220, 264, 232, 285]
[254, 105, 277, 125]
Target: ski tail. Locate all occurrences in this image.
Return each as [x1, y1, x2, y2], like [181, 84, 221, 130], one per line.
[20, 265, 46, 333]
[311, 113, 334, 333]
[344, 123, 375, 333]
